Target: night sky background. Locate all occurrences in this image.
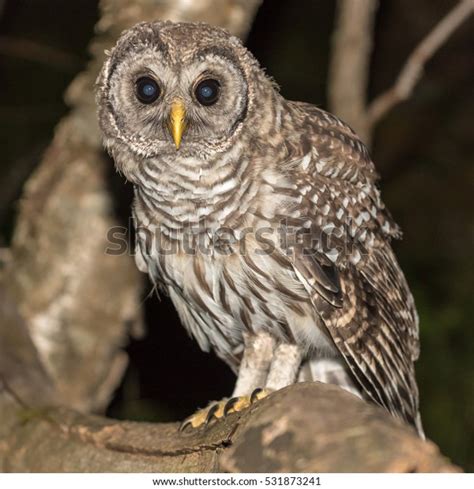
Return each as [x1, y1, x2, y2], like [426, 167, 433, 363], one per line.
[0, 0, 472, 470]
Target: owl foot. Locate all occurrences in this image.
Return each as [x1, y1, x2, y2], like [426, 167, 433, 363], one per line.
[179, 388, 270, 431]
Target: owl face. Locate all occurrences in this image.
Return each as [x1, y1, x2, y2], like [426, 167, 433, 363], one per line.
[97, 22, 261, 160]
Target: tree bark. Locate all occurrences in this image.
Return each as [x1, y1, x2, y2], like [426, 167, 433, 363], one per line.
[0, 381, 459, 473]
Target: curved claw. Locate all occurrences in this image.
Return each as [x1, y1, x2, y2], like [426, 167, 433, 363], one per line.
[251, 387, 264, 403]
[224, 397, 239, 416]
[204, 403, 220, 425]
[178, 389, 271, 433]
[179, 419, 193, 432]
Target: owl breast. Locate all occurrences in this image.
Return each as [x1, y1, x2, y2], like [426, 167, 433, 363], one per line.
[131, 147, 340, 371]
[135, 206, 338, 371]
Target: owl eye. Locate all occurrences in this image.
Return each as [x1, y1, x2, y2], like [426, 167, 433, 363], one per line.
[195, 79, 220, 106]
[135, 77, 160, 104]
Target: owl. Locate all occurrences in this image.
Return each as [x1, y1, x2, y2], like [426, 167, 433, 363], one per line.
[96, 21, 423, 436]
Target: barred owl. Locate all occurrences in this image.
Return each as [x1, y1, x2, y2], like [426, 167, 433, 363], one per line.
[96, 21, 423, 435]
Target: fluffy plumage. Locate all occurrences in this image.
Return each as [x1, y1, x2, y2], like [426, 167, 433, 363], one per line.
[96, 21, 423, 435]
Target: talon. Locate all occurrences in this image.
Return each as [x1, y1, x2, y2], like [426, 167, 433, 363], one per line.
[250, 388, 263, 403]
[205, 403, 220, 425]
[224, 397, 239, 416]
[179, 419, 192, 432]
[251, 387, 271, 403]
[178, 390, 271, 432]
[178, 399, 228, 431]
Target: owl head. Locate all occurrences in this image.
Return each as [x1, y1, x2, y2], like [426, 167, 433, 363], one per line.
[96, 21, 274, 168]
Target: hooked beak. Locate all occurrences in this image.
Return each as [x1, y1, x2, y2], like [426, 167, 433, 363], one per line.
[168, 99, 187, 150]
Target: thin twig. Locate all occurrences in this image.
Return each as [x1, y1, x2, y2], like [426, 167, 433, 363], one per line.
[367, 0, 474, 127]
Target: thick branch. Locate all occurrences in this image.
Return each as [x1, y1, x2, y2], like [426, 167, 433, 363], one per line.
[328, 0, 379, 142]
[0, 285, 57, 411]
[367, 0, 474, 127]
[0, 383, 459, 473]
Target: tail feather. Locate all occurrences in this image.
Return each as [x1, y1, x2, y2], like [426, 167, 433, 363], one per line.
[299, 356, 425, 438]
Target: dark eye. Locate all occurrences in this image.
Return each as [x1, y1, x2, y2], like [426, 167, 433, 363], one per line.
[135, 76, 160, 104]
[195, 79, 220, 106]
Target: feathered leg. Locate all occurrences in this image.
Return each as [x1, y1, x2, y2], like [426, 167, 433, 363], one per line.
[266, 343, 303, 390]
[232, 332, 275, 396]
[180, 332, 275, 430]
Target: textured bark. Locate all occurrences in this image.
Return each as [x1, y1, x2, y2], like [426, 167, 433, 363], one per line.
[2, 0, 262, 414]
[0, 381, 459, 473]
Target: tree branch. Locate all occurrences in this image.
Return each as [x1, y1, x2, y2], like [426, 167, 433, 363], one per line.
[367, 0, 474, 128]
[328, 0, 473, 145]
[328, 0, 379, 142]
[0, 382, 459, 473]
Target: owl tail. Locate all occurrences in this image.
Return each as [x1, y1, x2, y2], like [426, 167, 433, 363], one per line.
[298, 356, 364, 400]
[299, 356, 426, 439]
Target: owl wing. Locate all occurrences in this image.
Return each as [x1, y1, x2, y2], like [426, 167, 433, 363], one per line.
[283, 102, 421, 429]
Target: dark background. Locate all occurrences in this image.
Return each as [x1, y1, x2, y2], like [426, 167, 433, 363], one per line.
[0, 0, 472, 471]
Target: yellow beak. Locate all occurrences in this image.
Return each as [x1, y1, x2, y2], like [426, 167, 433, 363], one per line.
[169, 99, 187, 150]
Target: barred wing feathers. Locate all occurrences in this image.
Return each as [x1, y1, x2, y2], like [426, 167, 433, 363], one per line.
[286, 102, 421, 431]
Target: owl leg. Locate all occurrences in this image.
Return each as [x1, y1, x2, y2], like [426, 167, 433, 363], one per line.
[232, 331, 275, 396]
[214, 332, 276, 419]
[266, 343, 303, 390]
[179, 332, 275, 431]
[223, 342, 303, 418]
